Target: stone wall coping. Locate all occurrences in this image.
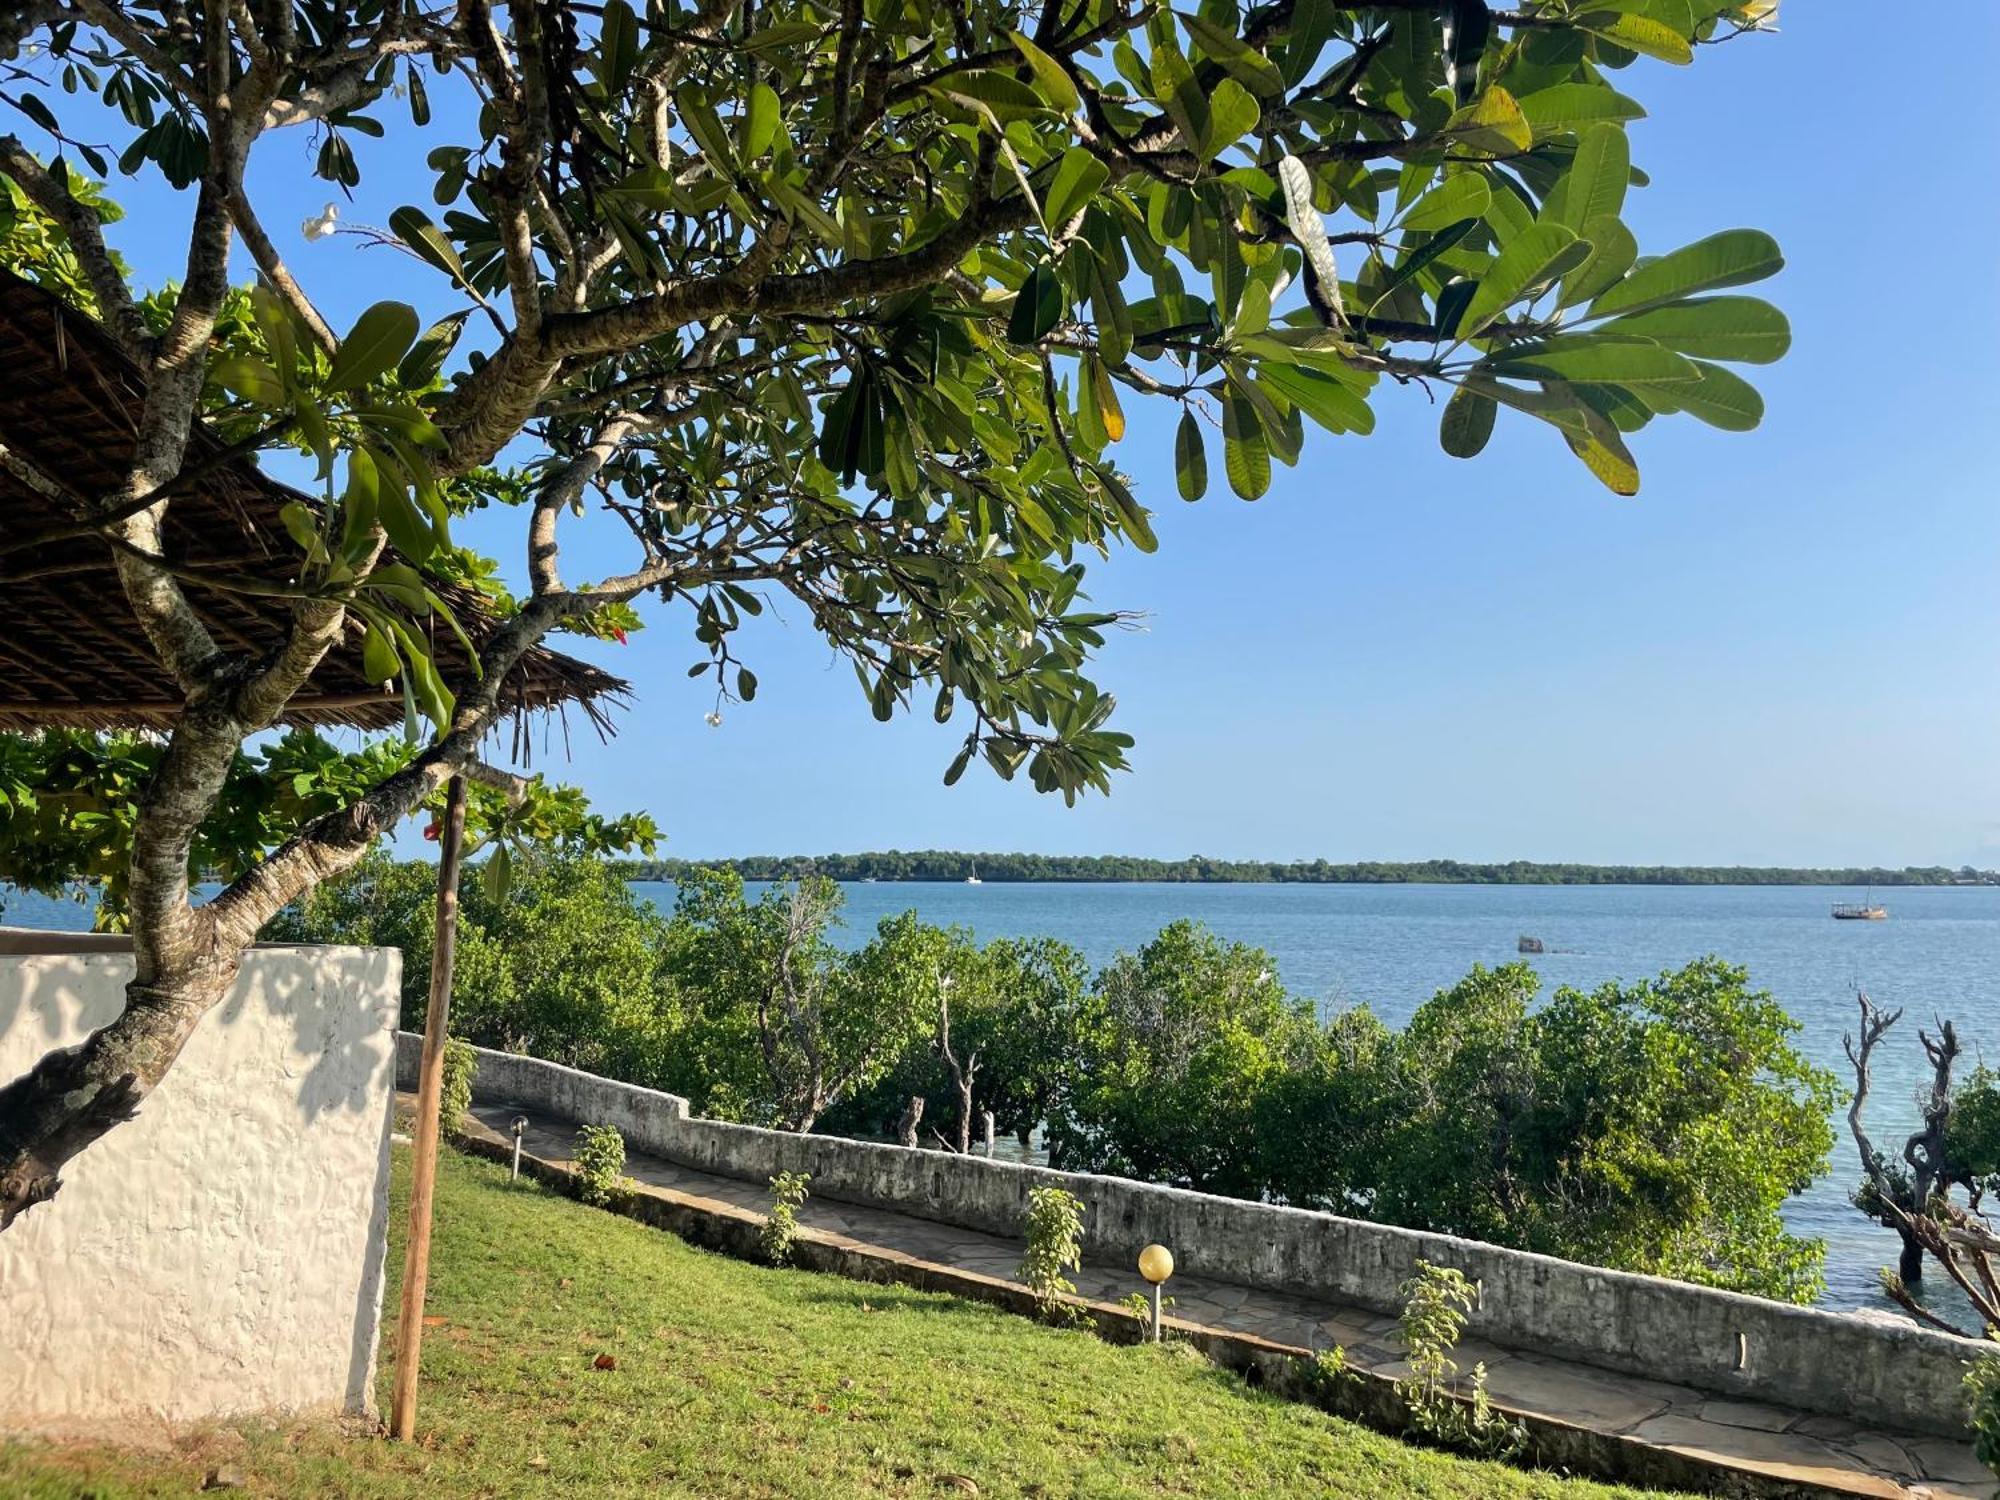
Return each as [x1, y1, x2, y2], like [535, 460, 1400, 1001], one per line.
[400, 1033, 1986, 1439]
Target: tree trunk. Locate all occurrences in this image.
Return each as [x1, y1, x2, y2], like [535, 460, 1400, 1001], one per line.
[896, 1095, 924, 1148]
[1900, 1232, 1926, 1285]
[954, 1077, 974, 1155]
[0, 956, 235, 1228]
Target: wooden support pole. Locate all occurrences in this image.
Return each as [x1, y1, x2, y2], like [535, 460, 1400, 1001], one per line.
[390, 772, 468, 1441]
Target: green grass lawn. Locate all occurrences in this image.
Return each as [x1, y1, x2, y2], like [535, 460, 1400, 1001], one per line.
[3, 1144, 1686, 1499]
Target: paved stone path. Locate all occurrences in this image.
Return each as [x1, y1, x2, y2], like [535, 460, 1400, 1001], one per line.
[451, 1097, 1995, 1499]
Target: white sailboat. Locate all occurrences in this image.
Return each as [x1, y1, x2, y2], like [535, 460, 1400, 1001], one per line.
[965, 860, 982, 885]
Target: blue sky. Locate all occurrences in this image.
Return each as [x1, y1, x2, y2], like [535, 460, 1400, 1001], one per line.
[56, 10, 2000, 866]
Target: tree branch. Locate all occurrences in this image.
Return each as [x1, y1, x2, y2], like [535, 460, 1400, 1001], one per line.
[0, 135, 150, 356]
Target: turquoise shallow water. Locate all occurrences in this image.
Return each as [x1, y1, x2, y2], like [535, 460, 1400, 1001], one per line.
[12, 877, 1997, 1314]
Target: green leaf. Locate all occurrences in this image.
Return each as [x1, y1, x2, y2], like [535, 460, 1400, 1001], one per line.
[1175, 408, 1208, 500]
[483, 842, 513, 902]
[1008, 262, 1065, 344]
[1179, 11, 1287, 97]
[1150, 40, 1210, 156]
[743, 19, 825, 55]
[1207, 77, 1261, 151]
[277, 499, 323, 562]
[1088, 355, 1126, 442]
[926, 71, 1049, 124]
[1556, 215, 1638, 309]
[398, 311, 470, 388]
[1549, 123, 1629, 232]
[1482, 179, 1534, 245]
[1582, 12, 1694, 63]
[340, 447, 381, 563]
[1281, 0, 1338, 85]
[1257, 363, 1375, 434]
[1637, 358, 1764, 430]
[365, 445, 436, 560]
[604, 166, 677, 211]
[1515, 84, 1644, 133]
[353, 404, 446, 451]
[1222, 392, 1270, 500]
[1044, 149, 1110, 231]
[1488, 340, 1699, 385]
[855, 376, 885, 480]
[1588, 229, 1784, 317]
[324, 302, 420, 394]
[1377, 218, 1478, 300]
[1400, 172, 1491, 233]
[1230, 266, 1276, 339]
[1440, 386, 1496, 458]
[818, 373, 879, 484]
[1434, 278, 1478, 338]
[208, 352, 287, 406]
[1597, 296, 1790, 364]
[1460, 376, 1639, 494]
[384, 613, 454, 732]
[293, 395, 333, 476]
[1009, 30, 1080, 114]
[247, 285, 297, 396]
[1458, 222, 1581, 336]
[360, 623, 400, 684]
[741, 82, 781, 159]
[1445, 86, 1531, 156]
[367, 562, 433, 613]
[1094, 462, 1157, 552]
[675, 88, 738, 171]
[598, 0, 639, 90]
[388, 207, 467, 285]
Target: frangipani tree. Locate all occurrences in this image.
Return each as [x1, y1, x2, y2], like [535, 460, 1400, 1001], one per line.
[0, 0, 1786, 1228]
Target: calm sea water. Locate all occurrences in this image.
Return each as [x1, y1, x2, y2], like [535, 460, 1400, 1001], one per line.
[12, 878, 1996, 1314]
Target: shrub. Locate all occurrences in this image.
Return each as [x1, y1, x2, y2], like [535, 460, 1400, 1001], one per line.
[1019, 1186, 1085, 1317]
[279, 852, 679, 1089]
[760, 1171, 813, 1266]
[1967, 1355, 2000, 1480]
[1118, 1289, 1175, 1339]
[1309, 1345, 1362, 1398]
[1394, 1261, 1524, 1461]
[573, 1124, 627, 1207]
[440, 1038, 477, 1138]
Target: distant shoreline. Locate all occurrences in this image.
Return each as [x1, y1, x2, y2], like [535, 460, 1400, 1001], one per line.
[616, 855, 1999, 888]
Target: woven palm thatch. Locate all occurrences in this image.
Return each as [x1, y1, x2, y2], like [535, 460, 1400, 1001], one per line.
[0, 269, 625, 736]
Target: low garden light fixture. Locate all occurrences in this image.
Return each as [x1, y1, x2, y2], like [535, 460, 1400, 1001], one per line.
[511, 1116, 529, 1180]
[1138, 1243, 1174, 1342]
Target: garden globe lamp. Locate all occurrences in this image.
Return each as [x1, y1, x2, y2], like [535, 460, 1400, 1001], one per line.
[1138, 1244, 1174, 1342]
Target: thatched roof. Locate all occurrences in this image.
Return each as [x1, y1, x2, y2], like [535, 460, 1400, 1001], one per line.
[0, 269, 626, 736]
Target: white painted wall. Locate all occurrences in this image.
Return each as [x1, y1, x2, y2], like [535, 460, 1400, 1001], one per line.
[0, 936, 401, 1435]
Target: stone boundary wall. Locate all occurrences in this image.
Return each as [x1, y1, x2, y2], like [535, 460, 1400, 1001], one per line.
[0, 940, 400, 1436]
[402, 1034, 1982, 1439]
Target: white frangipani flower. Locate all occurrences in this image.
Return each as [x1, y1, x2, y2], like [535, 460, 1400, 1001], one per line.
[301, 202, 339, 241]
[704, 710, 723, 728]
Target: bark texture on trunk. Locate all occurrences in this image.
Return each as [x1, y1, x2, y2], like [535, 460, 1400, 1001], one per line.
[895, 1095, 924, 1149]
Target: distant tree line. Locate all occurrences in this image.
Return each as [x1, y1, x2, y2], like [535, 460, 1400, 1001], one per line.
[616, 852, 1996, 887]
[281, 856, 1839, 1304]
